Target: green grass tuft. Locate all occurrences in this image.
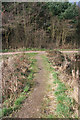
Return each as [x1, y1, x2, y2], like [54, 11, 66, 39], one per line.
[57, 95, 66, 103]
[24, 85, 30, 92]
[0, 109, 2, 118]
[57, 83, 67, 91]
[56, 103, 70, 118]
[2, 107, 13, 116]
[14, 95, 26, 106]
[47, 114, 54, 118]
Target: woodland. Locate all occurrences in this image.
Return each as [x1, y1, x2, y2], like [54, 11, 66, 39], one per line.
[2, 2, 80, 49]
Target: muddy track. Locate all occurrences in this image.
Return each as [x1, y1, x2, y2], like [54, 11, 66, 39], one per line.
[12, 53, 48, 118]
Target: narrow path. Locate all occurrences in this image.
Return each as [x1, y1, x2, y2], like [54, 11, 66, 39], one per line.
[14, 53, 48, 118]
[0, 50, 79, 56]
[60, 51, 80, 53]
[0, 51, 46, 56]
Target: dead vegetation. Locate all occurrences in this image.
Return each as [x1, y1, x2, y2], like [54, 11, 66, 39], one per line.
[47, 50, 80, 117]
[47, 51, 80, 80]
[2, 54, 31, 104]
[47, 50, 65, 66]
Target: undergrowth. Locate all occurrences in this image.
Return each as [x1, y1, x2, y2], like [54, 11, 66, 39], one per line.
[42, 55, 75, 118]
[1, 53, 37, 117]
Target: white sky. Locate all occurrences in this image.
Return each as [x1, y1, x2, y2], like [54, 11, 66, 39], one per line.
[1, 0, 80, 2]
[69, 0, 80, 2]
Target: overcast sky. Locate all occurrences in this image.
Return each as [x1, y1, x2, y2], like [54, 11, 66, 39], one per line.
[1, 0, 80, 2]
[69, 0, 80, 2]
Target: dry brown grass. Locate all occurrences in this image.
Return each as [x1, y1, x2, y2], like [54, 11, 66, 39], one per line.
[2, 54, 30, 103]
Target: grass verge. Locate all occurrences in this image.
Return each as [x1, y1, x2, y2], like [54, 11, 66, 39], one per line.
[1, 48, 47, 53]
[41, 55, 76, 118]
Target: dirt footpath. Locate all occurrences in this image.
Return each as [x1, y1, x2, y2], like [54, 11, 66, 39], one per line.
[0, 50, 79, 56]
[13, 53, 48, 118]
[0, 51, 46, 56]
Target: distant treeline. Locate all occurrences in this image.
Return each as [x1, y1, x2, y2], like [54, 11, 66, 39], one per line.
[2, 2, 80, 49]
